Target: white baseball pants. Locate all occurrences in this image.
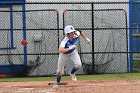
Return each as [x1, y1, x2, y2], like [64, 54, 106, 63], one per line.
[57, 49, 82, 74]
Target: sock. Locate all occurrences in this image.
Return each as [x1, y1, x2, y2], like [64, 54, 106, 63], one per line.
[71, 67, 77, 74]
[56, 75, 61, 83]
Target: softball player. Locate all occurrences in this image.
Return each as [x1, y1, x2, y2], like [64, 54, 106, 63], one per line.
[56, 25, 91, 85]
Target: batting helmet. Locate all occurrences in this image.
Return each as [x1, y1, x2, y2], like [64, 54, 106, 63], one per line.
[64, 25, 76, 35]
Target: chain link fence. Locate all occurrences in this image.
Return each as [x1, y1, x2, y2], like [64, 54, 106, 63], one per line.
[0, 2, 139, 77]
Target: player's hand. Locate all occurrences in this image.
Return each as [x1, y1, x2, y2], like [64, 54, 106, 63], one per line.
[85, 38, 91, 45]
[75, 31, 80, 36]
[69, 45, 76, 50]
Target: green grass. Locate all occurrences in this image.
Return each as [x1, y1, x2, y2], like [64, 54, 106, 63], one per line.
[0, 73, 140, 82]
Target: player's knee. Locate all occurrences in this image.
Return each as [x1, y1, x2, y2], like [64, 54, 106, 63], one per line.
[56, 70, 62, 76]
[76, 63, 82, 69]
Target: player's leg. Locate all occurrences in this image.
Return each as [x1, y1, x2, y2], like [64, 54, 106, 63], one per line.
[56, 54, 69, 84]
[70, 50, 82, 81]
[70, 50, 82, 73]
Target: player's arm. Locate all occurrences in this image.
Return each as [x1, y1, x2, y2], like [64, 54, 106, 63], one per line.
[59, 47, 69, 53]
[59, 45, 76, 53]
[58, 40, 76, 53]
[79, 31, 91, 44]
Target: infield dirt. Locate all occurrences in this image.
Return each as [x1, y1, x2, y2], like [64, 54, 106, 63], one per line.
[0, 80, 140, 93]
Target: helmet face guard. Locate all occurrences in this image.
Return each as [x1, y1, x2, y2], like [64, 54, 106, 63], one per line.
[64, 25, 76, 35]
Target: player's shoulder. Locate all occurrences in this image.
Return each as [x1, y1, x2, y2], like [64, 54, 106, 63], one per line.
[60, 36, 69, 46]
[61, 36, 69, 43]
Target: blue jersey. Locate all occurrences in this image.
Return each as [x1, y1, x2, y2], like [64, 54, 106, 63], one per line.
[60, 31, 80, 54]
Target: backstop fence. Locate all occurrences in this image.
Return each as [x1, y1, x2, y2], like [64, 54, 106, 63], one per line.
[0, 2, 139, 77]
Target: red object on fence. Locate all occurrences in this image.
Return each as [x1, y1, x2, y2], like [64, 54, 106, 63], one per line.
[21, 40, 28, 46]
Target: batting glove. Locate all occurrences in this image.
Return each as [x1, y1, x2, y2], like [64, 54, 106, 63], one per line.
[85, 38, 91, 45]
[75, 31, 80, 36]
[69, 45, 76, 50]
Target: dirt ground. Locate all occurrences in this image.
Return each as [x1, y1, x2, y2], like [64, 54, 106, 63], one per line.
[0, 80, 140, 93]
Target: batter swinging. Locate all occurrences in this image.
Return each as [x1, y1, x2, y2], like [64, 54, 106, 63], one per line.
[56, 25, 91, 85]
